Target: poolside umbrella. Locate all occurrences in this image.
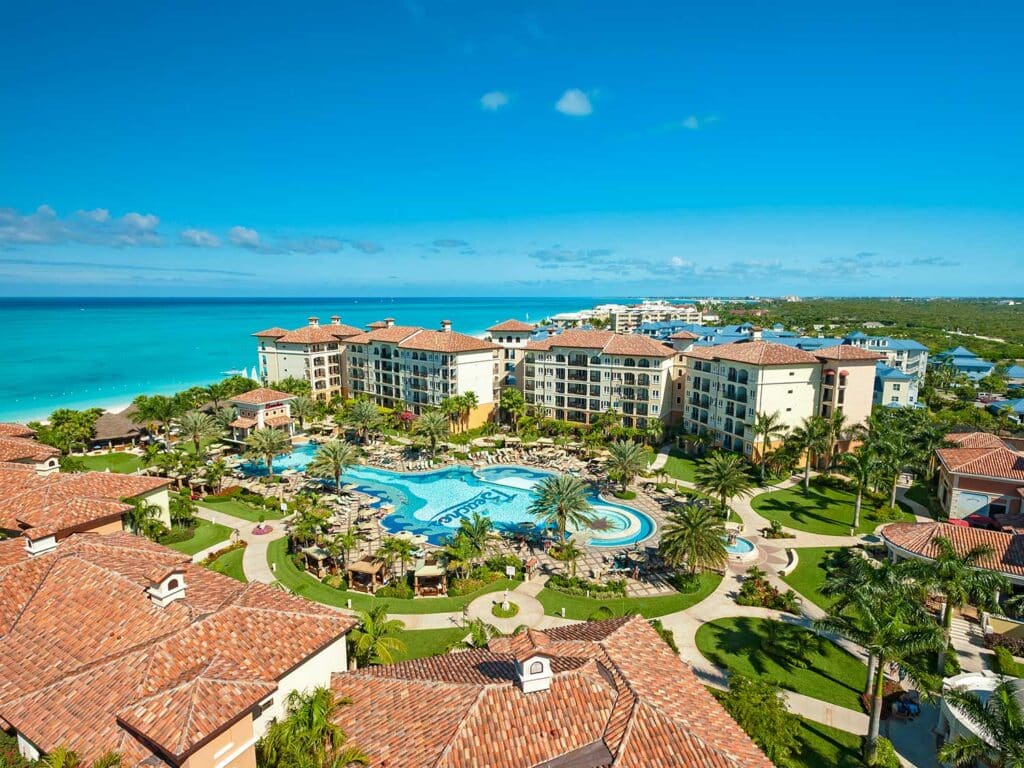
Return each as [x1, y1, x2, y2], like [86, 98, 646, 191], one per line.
[410, 534, 428, 546]
[393, 531, 415, 540]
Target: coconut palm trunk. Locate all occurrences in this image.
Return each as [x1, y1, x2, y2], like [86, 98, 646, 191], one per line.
[867, 658, 885, 758]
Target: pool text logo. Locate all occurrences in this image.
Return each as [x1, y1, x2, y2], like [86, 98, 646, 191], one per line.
[430, 488, 516, 526]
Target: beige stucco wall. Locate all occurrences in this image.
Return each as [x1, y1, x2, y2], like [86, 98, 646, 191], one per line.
[138, 487, 171, 526]
[181, 715, 257, 768]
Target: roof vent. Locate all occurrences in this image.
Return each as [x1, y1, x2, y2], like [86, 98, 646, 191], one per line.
[515, 653, 553, 693]
[24, 533, 57, 557]
[384, 317, 395, 328]
[146, 568, 187, 607]
[308, 316, 320, 326]
[440, 319, 452, 333]
[330, 315, 341, 325]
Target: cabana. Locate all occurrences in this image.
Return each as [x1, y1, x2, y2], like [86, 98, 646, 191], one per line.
[301, 545, 332, 578]
[413, 561, 447, 596]
[346, 557, 388, 593]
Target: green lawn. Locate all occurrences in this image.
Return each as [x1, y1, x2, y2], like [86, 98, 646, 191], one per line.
[654, 448, 702, 483]
[781, 547, 843, 611]
[790, 716, 863, 768]
[165, 520, 233, 556]
[267, 538, 518, 613]
[201, 497, 285, 522]
[207, 548, 248, 582]
[751, 482, 913, 536]
[538, 570, 722, 619]
[695, 617, 868, 710]
[79, 452, 143, 473]
[391, 627, 468, 662]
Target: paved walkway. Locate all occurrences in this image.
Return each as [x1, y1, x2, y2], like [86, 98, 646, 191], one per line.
[196, 504, 288, 584]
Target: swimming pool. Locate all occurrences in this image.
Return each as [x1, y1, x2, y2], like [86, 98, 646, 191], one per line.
[245, 443, 656, 547]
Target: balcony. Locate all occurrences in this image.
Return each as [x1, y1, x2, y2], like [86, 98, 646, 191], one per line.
[567, 355, 589, 367]
[567, 397, 587, 409]
[567, 370, 587, 382]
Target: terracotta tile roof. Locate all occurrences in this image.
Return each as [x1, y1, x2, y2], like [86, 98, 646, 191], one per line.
[487, 319, 535, 333]
[936, 445, 1024, 482]
[684, 341, 821, 366]
[814, 345, 884, 361]
[344, 325, 422, 344]
[274, 323, 363, 344]
[332, 616, 774, 768]
[668, 330, 699, 340]
[0, 437, 59, 463]
[398, 329, 500, 354]
[251, 327, 289, 338]
[0, 424, 35, 439]
[0, 532, 355, 765]
[946, 431, 1007, 449]
[229, 387, 296, 405]
[228, 417, 257, 429]
[883, 522, 1024, 577]
[0, 466, 169, 539]
[526, 330, 674, 358]
[264, 415, 292, 428]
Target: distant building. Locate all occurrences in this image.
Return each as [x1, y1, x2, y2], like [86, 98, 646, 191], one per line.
[226, 387, 296, 442]
[608, 300, 702, 334]
[253, 315, 363, 401]
[874, 363, 920, 409]
[843, 332, 929, 400]
[986, 397, 1024, 425]
[932, 346, 995, 383]
[522, 330, 675, 429]
[936, 432, 1024, 518]
[485, 319, 535, 388]
[345, 319, 499, 426]
[0, 423, 59, 475]
[1004, 364, 1024, 390]
[681, 337, 879, 457]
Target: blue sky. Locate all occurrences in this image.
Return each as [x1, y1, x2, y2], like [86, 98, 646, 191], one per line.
[1, 0, 1022, 297]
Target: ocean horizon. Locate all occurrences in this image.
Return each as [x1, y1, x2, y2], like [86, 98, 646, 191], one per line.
[2, 296, 639, 422]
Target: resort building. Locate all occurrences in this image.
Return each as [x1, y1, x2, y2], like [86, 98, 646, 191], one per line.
[331, 616, 775, 768]
[522, 330, 675, 428]
[0, 462, 170, 552]
[0, 532, 355, 768]
[874, 363, 919, 408]
[680, 339, 879, 456]
[932, 346, 996, 384]
[0, 424, 59, 474]
[608, 300, 703, 334]
[935, 432, 1024, 519]
[485, 318, 535, 388]
[345, 319, 500, 426]
[936, 672, 1023, 752]
[988, 397, 1024, 425]
[843, 332, 929, 401]
[226, 387, 296, 442]
[253, 316, 364, 401]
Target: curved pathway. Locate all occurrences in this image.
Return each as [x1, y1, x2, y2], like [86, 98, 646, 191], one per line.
[195, 504, 289, 582]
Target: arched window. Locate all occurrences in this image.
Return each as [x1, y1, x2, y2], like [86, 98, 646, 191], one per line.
[623, 358, 636, 368]
[529, 661, 544, 675]
[166, 579, 179, 591]
[638, 359, 650, 368]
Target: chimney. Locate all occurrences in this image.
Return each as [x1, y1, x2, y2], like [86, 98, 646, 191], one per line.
[515, 653, 553, 693]
[24, 532, 57, 557]
[330, 315, 341, 325]
[308, 316, 320, 327]
[146, 568, 187, 607]
[384, 317, 395, 328]
[750, 326, 763, 341]
[440, 319, 452, 333]
[547, 328, 556, 337]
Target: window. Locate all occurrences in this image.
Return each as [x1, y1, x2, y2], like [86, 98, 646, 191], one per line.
[529, 661, 544, 674]
[892, 384, 901, 391]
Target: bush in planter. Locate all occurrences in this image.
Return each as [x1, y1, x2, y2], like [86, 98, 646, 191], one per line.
[613, 489, 637, 500]
[158, 526, 196, 546]
[867, 737, 900, 768]
[211, 486, 243, 498]
[669, 571, 702, 594]
[985, 631, 1024, 656]
[649, 619, 679, 653]
[323, 574, 348, 590]
[993, 646, 1024, 677]
[547, 574, 627, 598]
[291, 553, 306, 572]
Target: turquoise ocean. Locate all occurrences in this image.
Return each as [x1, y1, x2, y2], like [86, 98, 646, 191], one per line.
[0, 297, 622, 422]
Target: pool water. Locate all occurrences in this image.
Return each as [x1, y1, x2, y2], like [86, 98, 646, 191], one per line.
[724, 536, 755, 555]
[245, 443, 655, 547]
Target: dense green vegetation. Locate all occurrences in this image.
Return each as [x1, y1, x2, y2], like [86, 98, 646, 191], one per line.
[742, 297, 1024, 362]
[537, 570, 722, 619]
[695, 616, 869, 710]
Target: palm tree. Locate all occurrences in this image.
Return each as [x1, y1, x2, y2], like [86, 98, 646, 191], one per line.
[349, 605, 406, 667]
[326, 528, 363, 571]
[133, 394, 179, 443]
[204, 381, 232, 410]
[413, 409, 449, 455]
[909, 536, 1009, 674]
[258, 687, 367, 768]
[440, 395, 464, 432]
[177, 410, 220, 457]
[123, 497, 165, 539]
[42, 747, 82, 768]
[821, 411, 853, 474]
[203, 458, 228, 494]
[937, 678, 1024, 768]
[554, 538, 583, 576]
[787, 416, 829, 492]
[457, 511, 494, 567]
[307, 440, 359, 495]
[346, 399, 380, 442]
[499, 387, 527, 433]
[460, 390, 479, 431]
[457, 618, 504, 649]
[377, 535, 417, 581]
[213, 406, 238, 431]
[528, 474, 595, 541]
[91, 753, 122, 768]
[441, 533, 478, 579]
[244, 427, 292, 479]
[752, 411, 788, 481]
[694, 451, 753, 515]
[605, 440, 648, 491]
[290, 395, 317, 432]
[816, 589, 942, 763]
[839, 450, 878, 529]
[658, 505, 727, 575]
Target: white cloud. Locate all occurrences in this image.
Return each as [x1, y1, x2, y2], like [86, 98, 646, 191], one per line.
[681, 116, 700, 130]
[670, 256, 693, 268]
[180, 228, 221, 247]
[228, 226, 262, 248]
[0, 205, 162, 247]
[555, 89, 593, 116]
[480, 91, 510, 111]
[78, 208, 110, 223]
[121, 212, 159, 231]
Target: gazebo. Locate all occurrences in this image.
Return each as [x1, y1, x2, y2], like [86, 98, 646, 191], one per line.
[413, 561, 447, 597]
[301, 545, 332, 579]
[346, 557, 387, 593]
